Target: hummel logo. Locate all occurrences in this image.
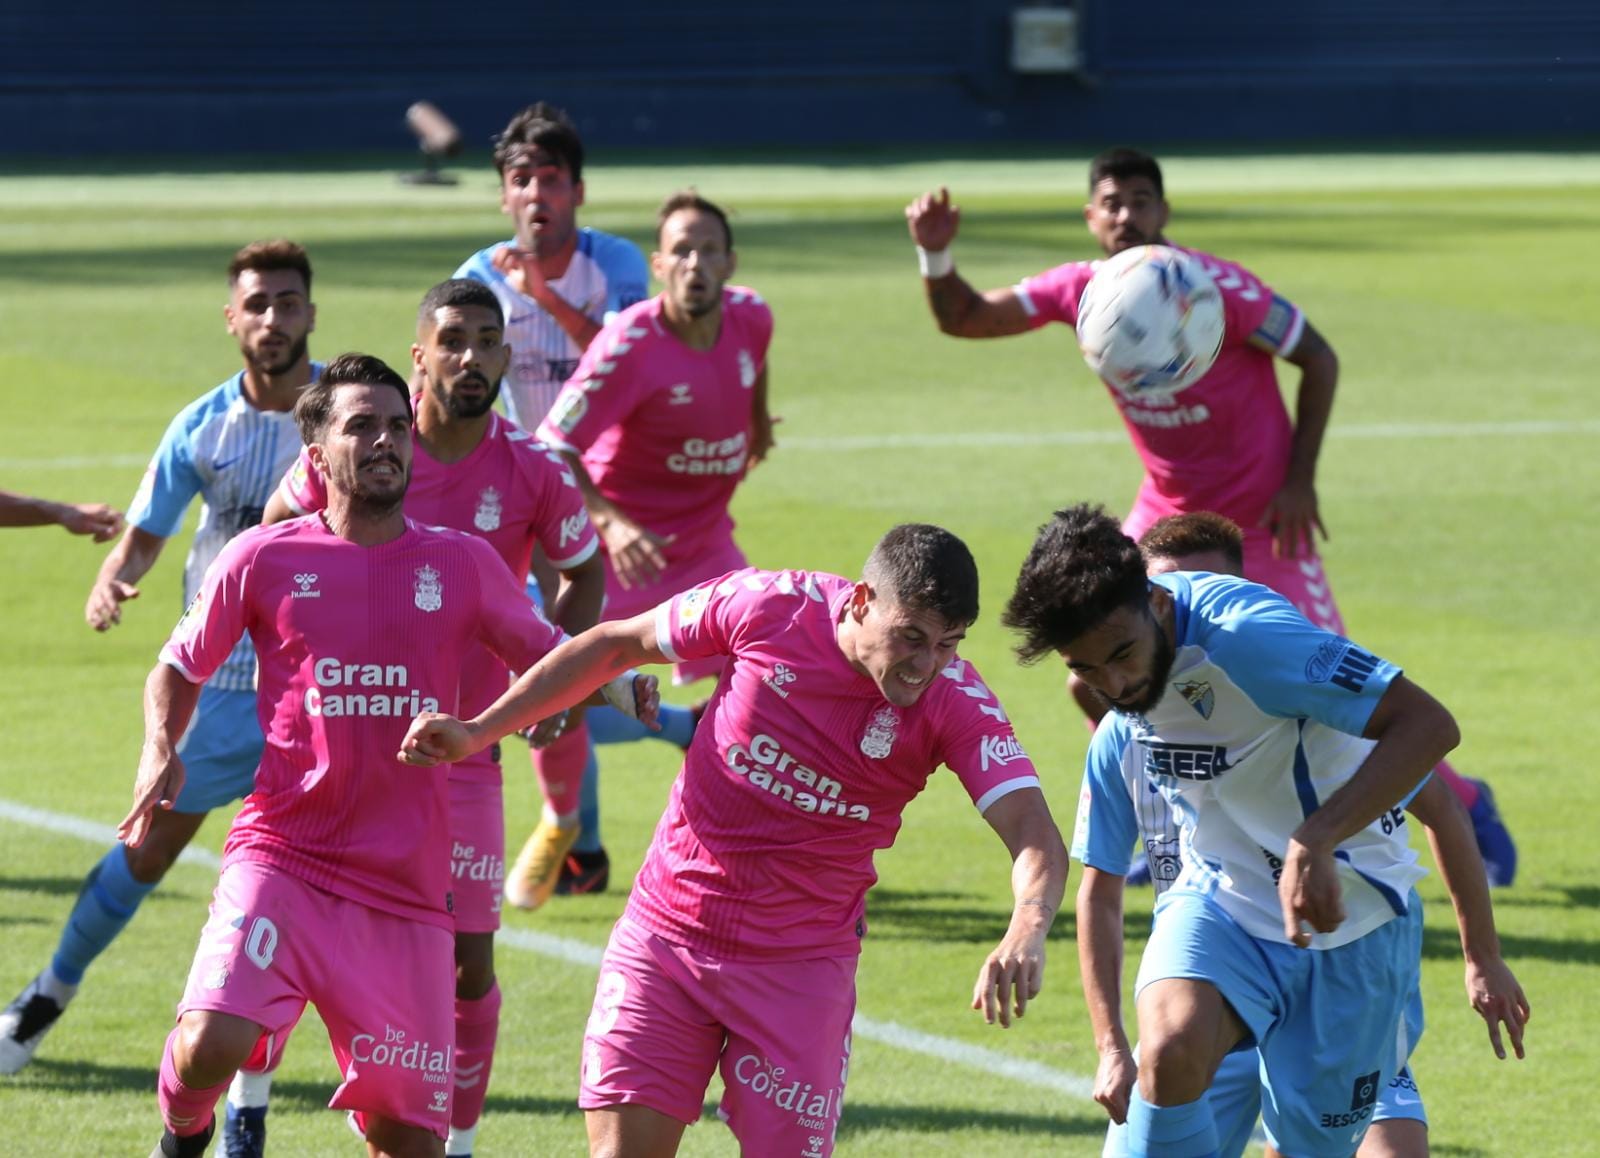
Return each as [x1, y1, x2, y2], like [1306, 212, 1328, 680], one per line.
[291, 572, 321, 599]
[667, 383, 694, 405]
[763, 664, 798, 699]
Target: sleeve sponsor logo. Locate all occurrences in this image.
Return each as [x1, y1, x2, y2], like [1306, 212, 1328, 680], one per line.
[978, 733, 1028, 772]
[558, 512, 589, 547]
[1305, 639, 1379, 693]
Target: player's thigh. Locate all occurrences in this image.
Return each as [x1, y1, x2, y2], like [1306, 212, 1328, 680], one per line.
[319, 902, 457, 1138]
[171, 685, 264, 813]
[580, 918, 725, 1127]
[586, 1104, 689, 1158]
[715, 953, 857, 1157]
[1256, 907, 1421, 1157]
[124, 806, 210, 881]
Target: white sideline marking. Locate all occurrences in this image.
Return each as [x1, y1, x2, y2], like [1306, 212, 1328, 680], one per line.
[8, 418, 1593, 469]
[0, 798, 1096, 1101]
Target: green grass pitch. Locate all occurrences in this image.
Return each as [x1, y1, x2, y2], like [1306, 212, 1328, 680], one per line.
[1, 148, 1598, 1155]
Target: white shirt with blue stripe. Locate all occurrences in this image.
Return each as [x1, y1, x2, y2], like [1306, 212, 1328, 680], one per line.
[1072, 712, 1185, 895]
[127, 368, 317, 692]
[455, 227, 648, 429]
[1089, 572, 1424, 949]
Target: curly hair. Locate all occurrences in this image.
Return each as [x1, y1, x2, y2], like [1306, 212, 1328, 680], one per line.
[1002, 504, 1147, 663]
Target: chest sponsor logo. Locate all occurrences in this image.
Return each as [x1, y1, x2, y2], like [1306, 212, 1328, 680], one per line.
[763, 663, 798, 699]
[291, 572, 320, 599]
[667, 382, 694, 405]
[1305, 639, 1379, 693]
[731, 1052, 842, 1134]
[668, 432, 747, 476]
[1119, 399, 1212, 429]
[978, 733, 1027, 772]
[303, 658, 441, 718]
[558, 512, 588, 547]
[473, 487, 503, 532]
[725, 732, 870, 821]
[737, 349, 757, 388]
[859, 705, 899, 759]
[1143, 741, 1232, 781]
[1175, 680, 1214, 719]
[349, 1024, 452, 1088]
[414, 564, 442, 612]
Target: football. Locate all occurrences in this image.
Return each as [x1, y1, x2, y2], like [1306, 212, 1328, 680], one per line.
[1075, 245, 1225, 396]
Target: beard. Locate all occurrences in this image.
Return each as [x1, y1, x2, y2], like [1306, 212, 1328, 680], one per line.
[333, 453, 409, 516]
[247, 332, 309, 377]
[1104, 610, 1176, 716]
[438, 374, 500, 420]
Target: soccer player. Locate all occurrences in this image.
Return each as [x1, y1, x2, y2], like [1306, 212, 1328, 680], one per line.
[1076, 513, 1528, 1158]
[400, 524, 1069, 1157]
[0, 243, 318, 1141]
[454, 102, 693, 901]
[128, 355, 657, 1158]
[264, 279, 605, 1158]
[906, 149, 1517, 886]
[503, 188, 779, 907]
[1004, 503, 1459, 1158]
[0, 489, 123, 540]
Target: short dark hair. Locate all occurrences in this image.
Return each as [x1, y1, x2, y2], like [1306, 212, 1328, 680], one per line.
[228, 240, 312, 296]
[417, 279, 504, 329]
[657, 189, 733, 250]
[1088, 147, 1164, 199]
[294, 353, 412, 445]
[862, 524, 979, 628]
[1138, 512, 1245, 571]
[493, 102, 584, 182]
[1003, 504, 1148, 664]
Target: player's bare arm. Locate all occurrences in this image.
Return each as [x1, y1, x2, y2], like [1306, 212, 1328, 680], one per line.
[0, 489, 123, 541]
[1280, 675, 1459, 945]
[260, 486, 298, 525]
[1261, 320, 1339, 559]
[1076, 865, 1138, 1123]
[402, 613, 664, 766]
[1405, 775, 1531, 1059]
[546, 549, 606, 637]
[490, 245, 603, 349]
[558, 448, 673, 589]
[905, 187, 1033, 339]
[85, 525, 166, 631]
[749, 366, 780, 467]
[970, 787, 1068, 1029]
[117, 664, 203, 848]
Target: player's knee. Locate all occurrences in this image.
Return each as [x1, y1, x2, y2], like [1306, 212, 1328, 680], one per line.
[363, 1116, 444, 1158]
[1135, 1032, 1215, 1105]
[172, 1018, 253, 1087]
[454, 935, 495, 999]
[122, 835, 182, 883]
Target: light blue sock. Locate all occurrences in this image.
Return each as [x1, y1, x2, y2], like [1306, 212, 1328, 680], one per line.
[587, 703, 696, 750]
[1125, 1090, 1220, 1158]
[573, 744, 603, 854]
[51, 846, 158, 985]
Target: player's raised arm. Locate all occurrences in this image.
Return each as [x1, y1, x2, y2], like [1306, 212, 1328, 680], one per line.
[905, 187, 1033, 339]
[0, 489, 124, 541]
[970, 786, 1068, 1029]
[402, 613, 664, 765]
[1405, 775, 1530, 1059]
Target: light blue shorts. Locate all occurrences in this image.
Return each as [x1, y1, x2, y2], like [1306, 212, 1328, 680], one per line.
[171, 684, 262, 813]
[1135, 887, 1422, 1157]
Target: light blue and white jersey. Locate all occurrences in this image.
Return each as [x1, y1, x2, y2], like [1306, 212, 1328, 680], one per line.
[455, 227, 649, 429]
[127, 368, 316, 691]
[1095, 572, 1423, 948]
[1072, 712, 1185, 895]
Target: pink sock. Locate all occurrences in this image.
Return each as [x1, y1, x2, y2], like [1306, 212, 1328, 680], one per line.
[531, 722, 589, 818]
[158, 1027, 227, 1138]
[1433, 759, 1479, 809]
[452, 983, 502, 1130]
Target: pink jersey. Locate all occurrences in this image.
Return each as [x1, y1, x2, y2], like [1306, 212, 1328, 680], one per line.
[1017, 247, 1306, 527]
[632, 568, 1040, 961]
[160, 515, 567, 928]
[536, 288, 773, 562]
[277, 407, 598, 783]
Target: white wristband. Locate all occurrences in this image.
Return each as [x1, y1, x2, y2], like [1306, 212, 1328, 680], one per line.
[600, 670, 641, 719]
[917, 246, 954, 279]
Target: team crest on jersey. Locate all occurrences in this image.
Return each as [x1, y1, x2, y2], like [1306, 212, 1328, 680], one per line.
[473, 488, 503, 532]
[1175, 680, 1214, 719]
[414, 564, 443, 613]
[737, 349, 757, 388]
[859, 705, 899, 759]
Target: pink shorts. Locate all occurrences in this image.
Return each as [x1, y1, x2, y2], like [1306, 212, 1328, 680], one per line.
[449, 775, 505, 934]
[580, 918, 856, 1156]
[179, 861, 456, 1139]
[603, 536, 746, 686]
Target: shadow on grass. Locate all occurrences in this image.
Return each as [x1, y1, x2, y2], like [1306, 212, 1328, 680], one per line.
[862, 886, 1081, 944]
[1421, 922, 1600, 966]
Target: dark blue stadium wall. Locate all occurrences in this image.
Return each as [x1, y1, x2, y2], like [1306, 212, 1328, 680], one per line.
[3, 1, 1596, 155]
